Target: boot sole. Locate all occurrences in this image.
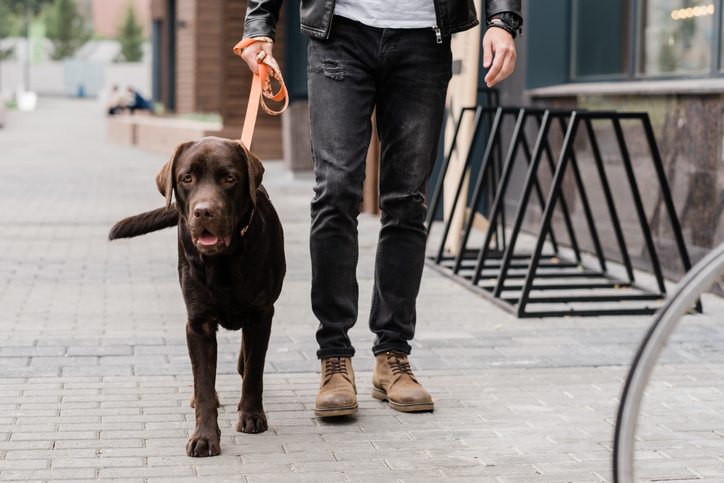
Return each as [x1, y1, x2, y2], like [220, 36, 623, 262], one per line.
[314, 404, 358, 417]
[371, 387, 434, 412]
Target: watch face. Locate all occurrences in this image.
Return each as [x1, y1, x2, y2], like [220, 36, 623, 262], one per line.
[501, 13, 521, 30]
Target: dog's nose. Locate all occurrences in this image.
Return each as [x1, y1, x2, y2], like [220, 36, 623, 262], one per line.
[193, 202, 215, 219]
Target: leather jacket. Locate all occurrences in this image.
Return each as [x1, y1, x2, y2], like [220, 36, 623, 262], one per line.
[244, 0, 522, 41]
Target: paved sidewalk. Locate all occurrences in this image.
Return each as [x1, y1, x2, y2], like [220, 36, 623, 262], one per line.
[1, 98, 724, 482]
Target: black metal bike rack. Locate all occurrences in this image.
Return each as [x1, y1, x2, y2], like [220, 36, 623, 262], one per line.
[426, 107, 698, 318]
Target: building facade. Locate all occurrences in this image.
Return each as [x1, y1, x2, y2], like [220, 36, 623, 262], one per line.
[150, 0, 287, 159]
[495, 0, 724, 278]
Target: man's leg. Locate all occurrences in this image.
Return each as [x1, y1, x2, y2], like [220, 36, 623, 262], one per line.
[370, 28, 452, 353]
[307, 17, 380, 415]
[308, 17, 381, 359]
[369, 27, 452, 411]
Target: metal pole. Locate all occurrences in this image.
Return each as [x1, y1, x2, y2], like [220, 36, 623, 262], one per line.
[435, 106, 485, 264]
[613, 243, 721, 483]
[492, 111, 553, 296]
[517, 114, 580, 316]
[611, 117, 666, 294]
[519, 131, 559, 253]
[542, 118, 582, 262]
[584, 118, 635, 281]
[465, 109, 526, 278]
[452, 108, 513, 274]
[426, 107, 470, 236]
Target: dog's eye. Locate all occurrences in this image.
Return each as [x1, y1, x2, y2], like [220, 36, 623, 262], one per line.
[225, 175, 236, 184]
[181, 175, 192, 184]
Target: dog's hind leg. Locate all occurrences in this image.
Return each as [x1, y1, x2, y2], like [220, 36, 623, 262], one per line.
[236, 307, 273, 434]
[185, 320, 222, 457]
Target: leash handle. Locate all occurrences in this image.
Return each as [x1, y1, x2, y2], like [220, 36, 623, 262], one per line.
[234, 38, 289, 150]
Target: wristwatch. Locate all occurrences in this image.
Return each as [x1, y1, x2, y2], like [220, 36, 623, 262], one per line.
[487, 12, 523, 39]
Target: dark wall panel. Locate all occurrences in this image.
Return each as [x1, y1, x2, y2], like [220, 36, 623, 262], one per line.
[525, 0, 570, 89]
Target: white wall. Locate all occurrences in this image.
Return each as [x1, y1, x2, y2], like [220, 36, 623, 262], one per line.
[0, 61, 65, 97]
[0, 61, 150, 99]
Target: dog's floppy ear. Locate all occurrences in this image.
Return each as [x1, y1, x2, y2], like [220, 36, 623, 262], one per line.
[237, 142, 265, 207]
[156, 142, 191, 210]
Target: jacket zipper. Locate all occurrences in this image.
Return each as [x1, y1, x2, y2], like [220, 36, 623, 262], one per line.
[432, 0, 442, 43]
[433, 26, 442, 43]
[326, 0, 337, 39]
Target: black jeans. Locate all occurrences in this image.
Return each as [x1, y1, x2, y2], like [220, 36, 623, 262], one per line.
[308, 16, 452, 359]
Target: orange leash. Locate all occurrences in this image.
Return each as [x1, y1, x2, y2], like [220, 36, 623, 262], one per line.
[234, 38, 289, 150]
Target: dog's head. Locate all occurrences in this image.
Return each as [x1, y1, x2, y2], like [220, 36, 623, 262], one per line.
[155, 137, 264, 256]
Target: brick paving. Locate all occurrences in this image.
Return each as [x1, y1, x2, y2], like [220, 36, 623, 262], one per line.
[1, 98, 724, 481]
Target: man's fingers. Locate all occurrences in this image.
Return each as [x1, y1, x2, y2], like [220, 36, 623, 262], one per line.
[481, 27, 517, 87]
[240, 41, 274, 75]
[486, 49, 516, 87]
[484, 49, 504, 87]
[482, 36, 493, 69]
[241, 49, 260, 74]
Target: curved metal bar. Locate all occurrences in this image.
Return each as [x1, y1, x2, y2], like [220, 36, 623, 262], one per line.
[613, 242, 724, 482]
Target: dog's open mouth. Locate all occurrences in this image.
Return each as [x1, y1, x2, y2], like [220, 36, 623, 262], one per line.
[194, 229, 231, 248]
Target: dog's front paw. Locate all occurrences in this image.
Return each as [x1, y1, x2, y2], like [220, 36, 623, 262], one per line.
[236, 411, 268, 434]
[186, 427, 221, 457]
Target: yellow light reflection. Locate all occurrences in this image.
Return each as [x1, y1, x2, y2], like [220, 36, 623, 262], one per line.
[672, 4, 715, 19]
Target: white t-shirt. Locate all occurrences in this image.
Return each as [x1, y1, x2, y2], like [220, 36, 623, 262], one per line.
[334, 0, 437, 29]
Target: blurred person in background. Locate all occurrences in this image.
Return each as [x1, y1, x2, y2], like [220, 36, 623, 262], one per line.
[107, 85, 127, 115]
[126, 87, 152, 114]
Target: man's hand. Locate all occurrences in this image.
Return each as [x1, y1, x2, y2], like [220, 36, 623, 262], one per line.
[482, 27, 516, 88]
[240, 40, 275, 75]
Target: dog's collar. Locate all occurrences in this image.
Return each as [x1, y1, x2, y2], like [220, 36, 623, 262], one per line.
[240, 209, 255, 237]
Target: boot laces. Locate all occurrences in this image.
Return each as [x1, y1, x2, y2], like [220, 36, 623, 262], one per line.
[387, 351, 414, 376]
[324, 357, 348, 377]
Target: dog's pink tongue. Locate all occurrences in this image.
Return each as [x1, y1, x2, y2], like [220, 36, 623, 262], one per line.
[198, 231, 218, 246]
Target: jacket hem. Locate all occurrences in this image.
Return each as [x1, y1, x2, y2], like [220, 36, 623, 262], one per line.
[300, 24, 328, 39]
[486, 8, 523, 22]
[243, 18, 278, 42]
[440, 17, 479, 36]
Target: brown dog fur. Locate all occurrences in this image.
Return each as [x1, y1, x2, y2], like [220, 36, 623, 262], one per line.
[109, 137, 285, 457]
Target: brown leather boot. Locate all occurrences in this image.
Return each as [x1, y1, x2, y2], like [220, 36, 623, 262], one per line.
[372, 350, 433, 412]
[314, 357, 358, 417]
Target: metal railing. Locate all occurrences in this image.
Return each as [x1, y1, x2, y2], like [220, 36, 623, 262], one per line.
[426, 107, 697, 317]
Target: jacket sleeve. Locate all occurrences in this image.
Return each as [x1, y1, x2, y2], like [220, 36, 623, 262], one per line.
[485, 0, 522, 23]
[243, 0, 285, 41]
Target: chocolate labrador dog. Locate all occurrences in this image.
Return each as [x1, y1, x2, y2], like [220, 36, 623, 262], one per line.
[109, 137, 285, 457]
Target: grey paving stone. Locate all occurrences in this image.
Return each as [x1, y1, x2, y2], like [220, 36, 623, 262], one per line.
[61, 365, 133, 377]
[99, 466, 196, 478]
[100, 355, 168, 365]
[0, 347, 65, 357]
[0, 460, 49, 470]
[0, 468, 96, 479]
[4, 98, 724, 481]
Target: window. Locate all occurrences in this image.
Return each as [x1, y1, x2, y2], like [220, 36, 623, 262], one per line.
[567, 0, 723, 81]
[640, 0, 716, 75]
[572, 0, 631, 78]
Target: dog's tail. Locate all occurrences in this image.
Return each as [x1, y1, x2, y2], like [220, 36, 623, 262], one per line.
[109, 205, 179, 240]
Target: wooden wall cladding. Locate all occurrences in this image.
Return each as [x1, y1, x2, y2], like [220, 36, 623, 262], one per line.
[175, 0, 196, 115]
[158, 0, 285, 159]
[195, 0, 224, 113]
[221, 0, 285, 159]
